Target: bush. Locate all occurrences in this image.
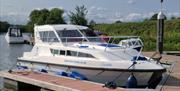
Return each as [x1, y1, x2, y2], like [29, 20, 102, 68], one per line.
[93, 20, 180, 51]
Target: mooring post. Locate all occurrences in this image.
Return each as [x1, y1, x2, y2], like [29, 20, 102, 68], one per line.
[157, 0, 165, 54]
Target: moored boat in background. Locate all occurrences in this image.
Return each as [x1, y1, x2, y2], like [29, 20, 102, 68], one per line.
[5, 26, 24, 44]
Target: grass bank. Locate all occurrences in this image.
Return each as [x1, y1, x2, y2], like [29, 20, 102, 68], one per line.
[93, 20, 180, 51]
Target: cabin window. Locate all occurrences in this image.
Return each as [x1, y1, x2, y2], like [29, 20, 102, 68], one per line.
[39, 32, 43, 41]
[50, 49, 59, 55]
[39, 31, 48, 42]
[60, 50, 66, 55]
[50, 49, 54, 53]
[39, 31, 59, 42]
[50, 49, 95, 58]
[57, 30, 82, 37]
[66, 50, 78, 56]
[80, 29, 101, 42]
[80, 29, 97, 37]
[48, 31, 59, 42]
[9, 28, 22, 37]
[53, 50, 59, 55]
[78, 52, 95, 58]
[57, 30, 83, 42]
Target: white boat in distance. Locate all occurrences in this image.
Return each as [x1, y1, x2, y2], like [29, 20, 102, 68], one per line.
[119, 38, 143, 52]
[5, 26, 24, 43]
[17, 24, 166, 88]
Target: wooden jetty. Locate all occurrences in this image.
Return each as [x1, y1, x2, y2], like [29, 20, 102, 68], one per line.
[0, 70, 124, 91]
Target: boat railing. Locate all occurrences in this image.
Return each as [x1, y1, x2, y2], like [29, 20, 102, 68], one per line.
[59, 36, 140, 50]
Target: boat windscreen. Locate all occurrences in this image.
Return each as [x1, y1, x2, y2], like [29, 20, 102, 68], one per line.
[80, 29, 97, 37]
[57, 30, 84, 42]
[57, 30, 82, 37]
[80, 29, 102, 42]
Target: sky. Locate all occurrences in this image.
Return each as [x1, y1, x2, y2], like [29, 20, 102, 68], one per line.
[0, 0, 180, 25]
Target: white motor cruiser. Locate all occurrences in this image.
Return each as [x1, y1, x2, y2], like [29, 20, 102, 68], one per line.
[17, 24, 166, 88]
[5, 26, 24, 43]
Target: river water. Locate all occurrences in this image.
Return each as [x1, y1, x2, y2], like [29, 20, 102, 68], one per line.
[0, 33, 32, 90]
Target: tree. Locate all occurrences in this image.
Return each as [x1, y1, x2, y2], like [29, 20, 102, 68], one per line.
[29, 9, 49, 25]
[29, 10, 39, 24]
[0, 21, 10, 33]
[39, 9, 50, 24]
[115, 20, 122, 23]
[171, 16, 176, 20]
[150, 13, 158, 20]
[88, 20, 96, 29]
[27, 9, 49, 32]
[46, 8, 65, 24]
[143, 18, 149, 22]
[150, 13, 167, 20]
[27, 8, 66, 32]
[68, 5, 88, 26]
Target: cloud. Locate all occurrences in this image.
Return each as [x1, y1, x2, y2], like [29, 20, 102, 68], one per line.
[0, 11, 29, 25]
[167, 12, 180, 18]
[96, 7, 107, 11]
[87, 6, 156, 23]
[0, 14, 28, 25]
[108, 12, 156, 23]
[33, 6, 64, 11]
[48, 6, 64, 10]
[107, 13, 142, 22]
[109, 11, 180, 23]
[87, 6, 109, 23]
[128, 0, 135, 5]
[88, 6, 108, 15]
[125, 13, 142, 21]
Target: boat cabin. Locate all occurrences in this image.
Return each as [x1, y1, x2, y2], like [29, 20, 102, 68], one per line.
[8, 26, 22, 37]
[34, 25, 102, 44]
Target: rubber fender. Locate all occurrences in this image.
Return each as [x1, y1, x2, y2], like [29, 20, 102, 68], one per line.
[126, 74, 137, 88]
[69, 71, 88, 80]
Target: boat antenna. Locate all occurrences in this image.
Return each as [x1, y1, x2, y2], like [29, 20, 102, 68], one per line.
[160, 0, 163, 12]
[179, 0, 180, 17]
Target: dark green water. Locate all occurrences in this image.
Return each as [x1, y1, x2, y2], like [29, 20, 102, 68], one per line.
[0, 33, 32, 90]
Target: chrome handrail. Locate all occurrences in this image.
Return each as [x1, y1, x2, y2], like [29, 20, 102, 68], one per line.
[40, 36, 141, 51]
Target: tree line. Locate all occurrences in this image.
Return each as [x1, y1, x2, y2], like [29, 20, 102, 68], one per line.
[0, 21, 10, 33]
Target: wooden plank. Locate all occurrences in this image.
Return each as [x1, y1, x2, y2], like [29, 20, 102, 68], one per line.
[0, 71, 124, 91]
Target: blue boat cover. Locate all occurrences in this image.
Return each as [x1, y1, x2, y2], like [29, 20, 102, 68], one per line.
[98, 43, 120, 47]
[131, 56, 147, 61]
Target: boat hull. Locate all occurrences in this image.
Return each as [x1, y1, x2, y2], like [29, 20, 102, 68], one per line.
[5, 34, 24, 44]
[17, 61, 163, 87]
